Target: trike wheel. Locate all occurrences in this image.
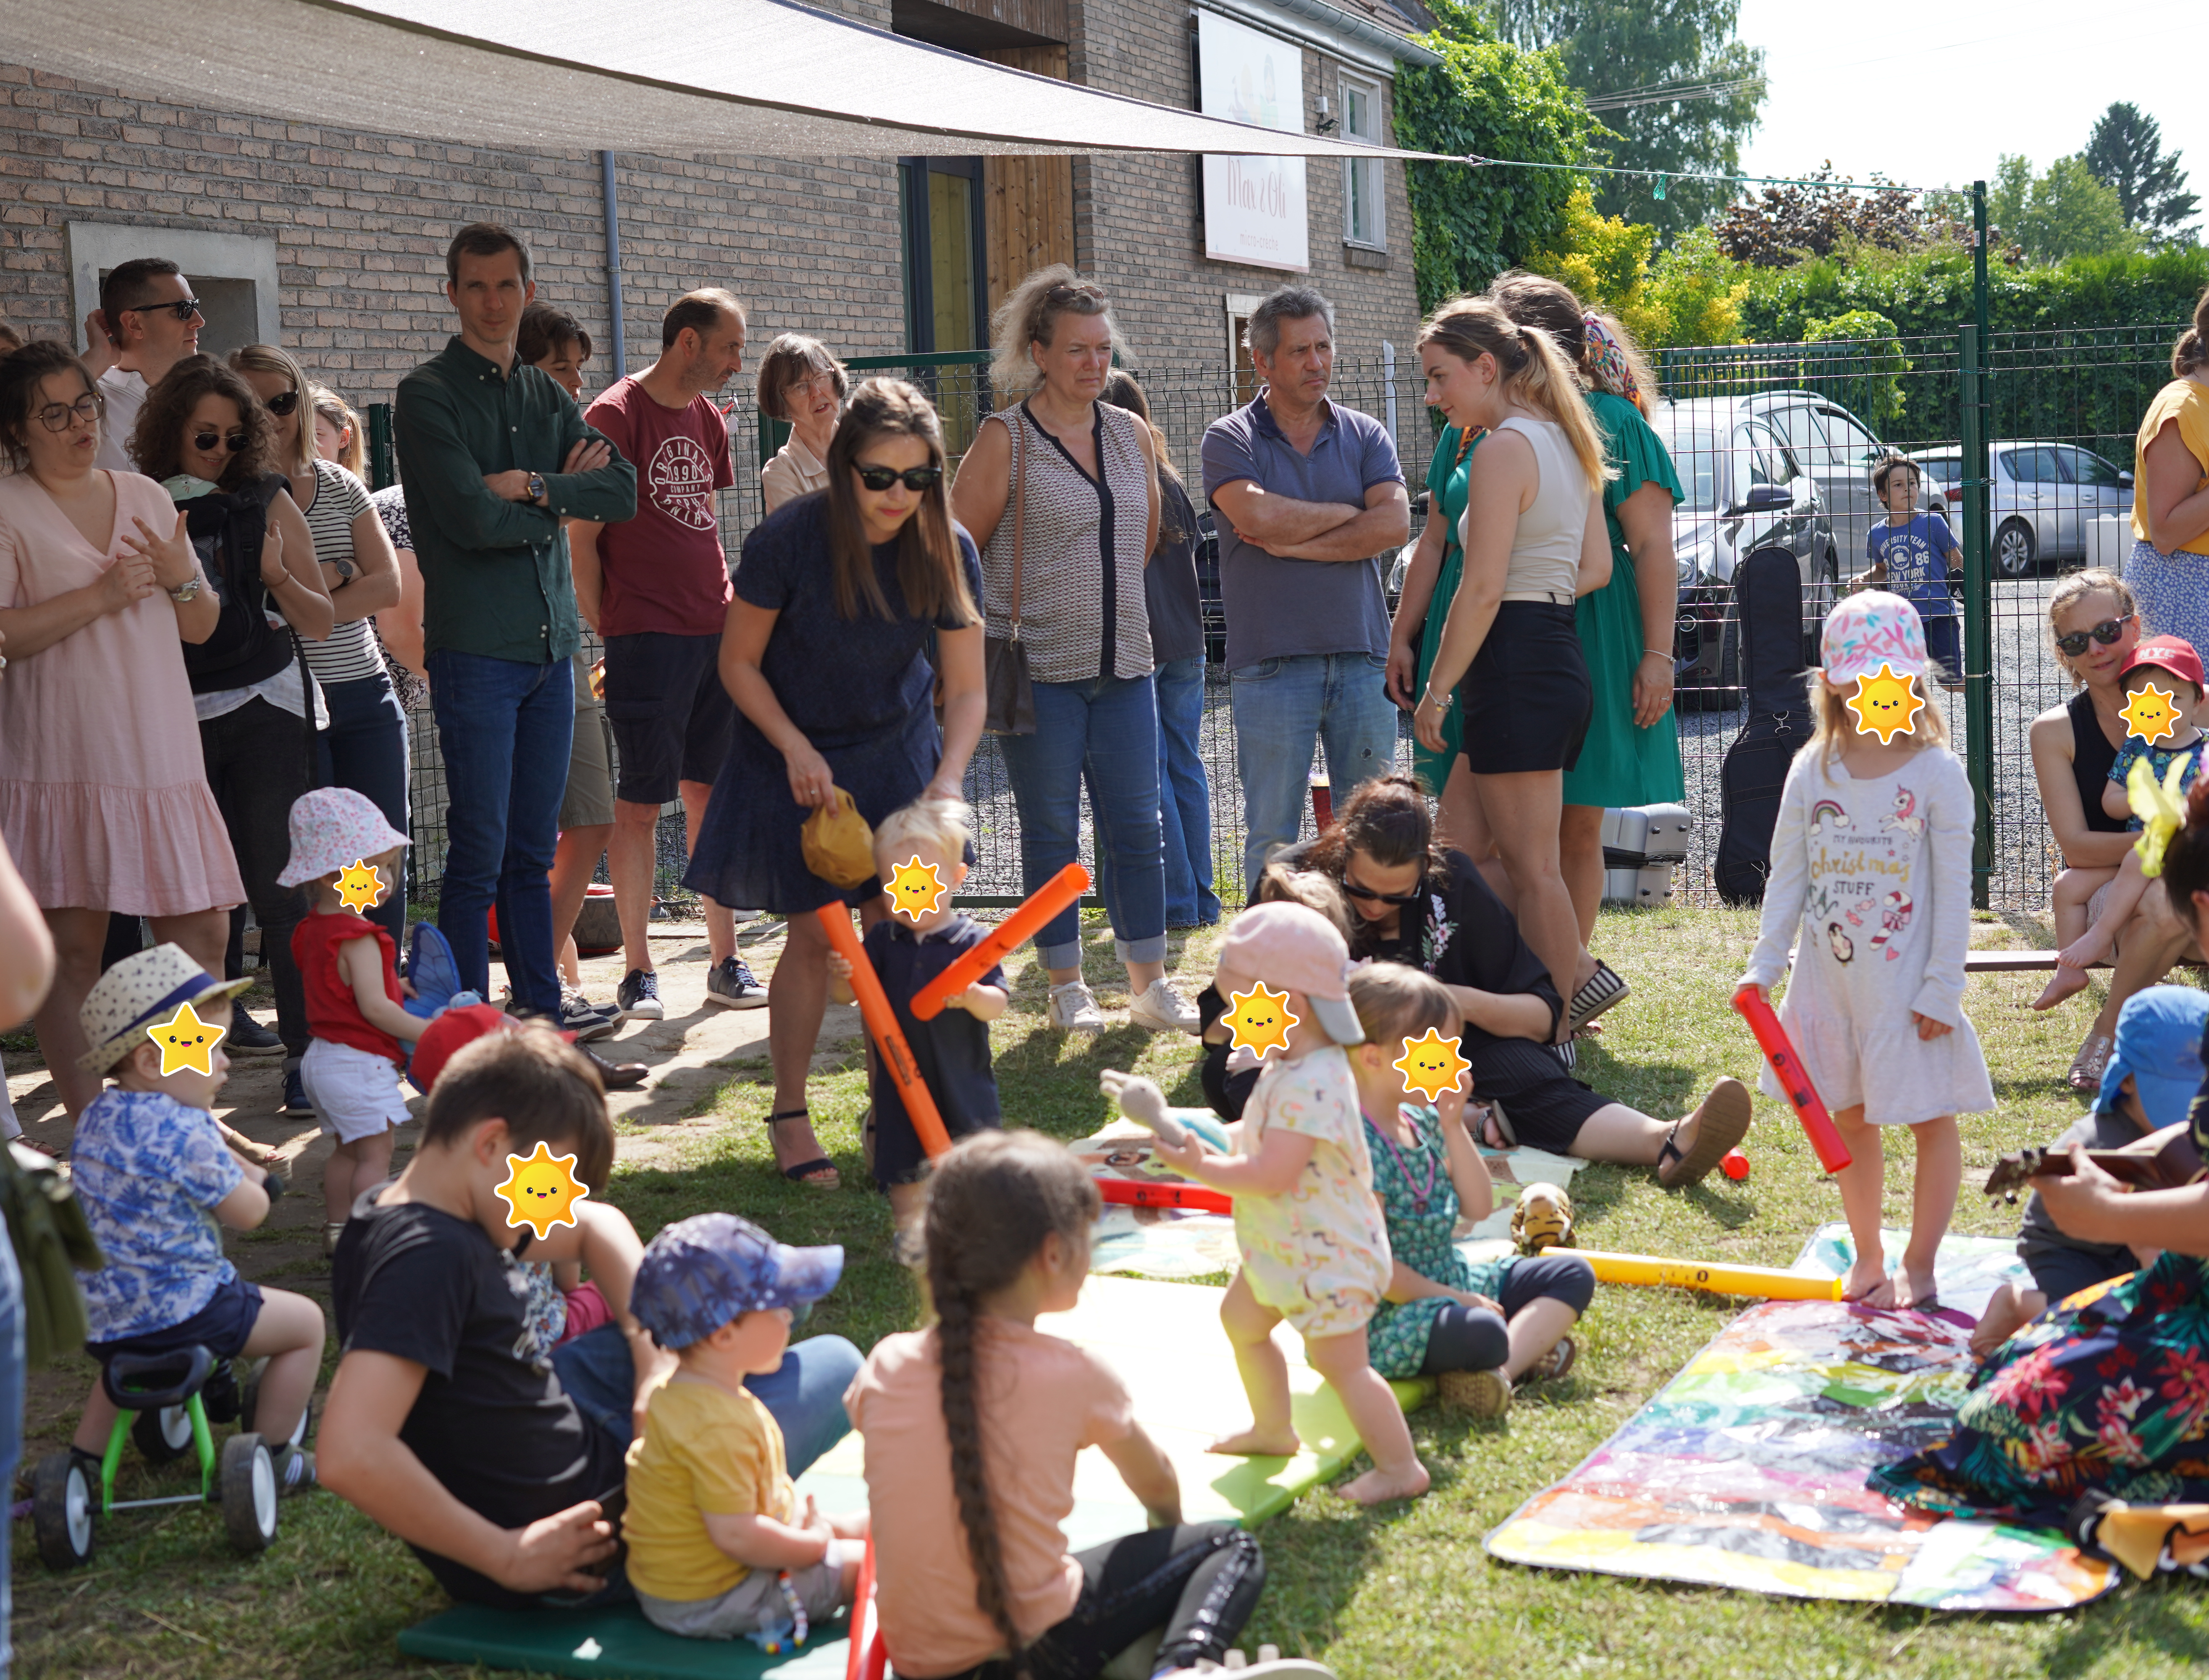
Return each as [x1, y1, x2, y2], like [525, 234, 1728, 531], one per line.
[31, 1451, 97, 1570]
[219, 1433, 278, 1553]
[131, 1404, 194, 1464]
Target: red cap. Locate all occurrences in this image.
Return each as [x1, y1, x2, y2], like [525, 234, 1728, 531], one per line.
[2122, 635, 2206, 691]
[408, 1002, 576, 1094]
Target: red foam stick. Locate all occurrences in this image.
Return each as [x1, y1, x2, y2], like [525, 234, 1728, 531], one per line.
[910, 862, 1091, 1020]
[1096, 1177, 1233, 1215]
[816, 905, 952, 1160]
[1732, 986, 1852, 1175]
[847, 1531, 885, 1680]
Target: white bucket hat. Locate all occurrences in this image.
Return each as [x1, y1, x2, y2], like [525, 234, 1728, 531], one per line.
[77, 943, 250, 1075]
[277, 786, 410, 888]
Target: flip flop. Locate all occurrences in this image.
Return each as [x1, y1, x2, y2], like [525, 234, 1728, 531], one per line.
[2067, 1032, 2114, 1093]
[1657, 1076, 1752, 1189]
[767, 1108, 839, 1189]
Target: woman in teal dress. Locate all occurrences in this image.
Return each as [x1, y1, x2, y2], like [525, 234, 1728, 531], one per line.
[1385, 420, 1480, 815]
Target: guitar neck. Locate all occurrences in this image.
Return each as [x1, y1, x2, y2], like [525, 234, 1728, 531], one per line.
[1983, 1126, 2206, 1202]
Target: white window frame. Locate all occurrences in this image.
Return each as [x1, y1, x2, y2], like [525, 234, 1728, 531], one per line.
[66, 222, 281, 356]
[1339, 72, 1385, 250]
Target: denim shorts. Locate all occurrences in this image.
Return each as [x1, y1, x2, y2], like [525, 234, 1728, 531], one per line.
[89, 1273, 264, 1366]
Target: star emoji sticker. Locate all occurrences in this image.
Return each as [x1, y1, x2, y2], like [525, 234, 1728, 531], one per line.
[2122, 682, 2180, 746]
[145, 1000, 227, 1076]
[1845, 662, 1926, 744]
[885, 855, 949, 922]
[1222, 983, 1299, 1060]
[1393, 1027, 1472, 1102]
[334, 858, 387, 914]
[495, 1141, 591, 1239]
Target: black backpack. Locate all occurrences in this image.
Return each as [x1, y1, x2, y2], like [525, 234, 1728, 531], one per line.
[179, 474, 296, 695]
[1713, 549, 1813, 906]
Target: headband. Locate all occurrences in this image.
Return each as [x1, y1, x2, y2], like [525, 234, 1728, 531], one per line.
[1582, 312, 1640, 405]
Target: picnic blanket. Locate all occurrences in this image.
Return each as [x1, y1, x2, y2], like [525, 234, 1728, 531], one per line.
[1483, 1226, 2119, 1609]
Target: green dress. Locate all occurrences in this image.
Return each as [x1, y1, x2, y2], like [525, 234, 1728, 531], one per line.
[1560, 391, 1688, 810]
[1412, 425, 1479, 794]
[1362, 1104, 1512, 1382]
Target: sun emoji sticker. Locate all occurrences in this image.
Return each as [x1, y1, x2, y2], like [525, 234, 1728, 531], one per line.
[334, 858, 387, 914]
[885, 855, 949, 922]
[145, 1000, 227, 1076]
[2122, 682, 2180, 746]
[1393, 1027, 1471, 1101]
[495, 1141, 591, 1239]
[1845, 662, 1926, 744]
[1222, 983, 1299, 1060]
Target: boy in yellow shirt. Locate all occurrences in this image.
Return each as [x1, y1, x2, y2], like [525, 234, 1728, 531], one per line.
[624, 1214, 868, 1640]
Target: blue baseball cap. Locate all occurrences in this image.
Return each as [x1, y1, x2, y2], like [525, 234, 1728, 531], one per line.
[2096, 984, 2209, 1128]
[630, 1214, 844, 1350]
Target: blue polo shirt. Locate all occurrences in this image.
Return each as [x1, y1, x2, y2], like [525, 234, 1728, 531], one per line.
[1201, 391, 1405, 671]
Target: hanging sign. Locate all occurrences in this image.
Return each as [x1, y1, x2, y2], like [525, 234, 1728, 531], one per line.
[1197, 11, 1309, 273]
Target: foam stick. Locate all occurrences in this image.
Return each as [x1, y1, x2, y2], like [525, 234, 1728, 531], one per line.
[847, 1532, 886, 1680]
[910, 862, 1091, 1020]
[1732, 986, 1853, 1174]
[1097, 1177, 1233, 1215]
[1579, 1250, 1845, 1301]
[814, 905, 953, 1160]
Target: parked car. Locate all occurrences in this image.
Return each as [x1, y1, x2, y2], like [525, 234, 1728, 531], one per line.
[1907, 442, 2135, 578]
[1652, 397, 1837, 709]
[1739, 390, 1893, 565]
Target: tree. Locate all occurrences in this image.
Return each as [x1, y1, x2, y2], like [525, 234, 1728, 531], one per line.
[1527, 187, 1747, 347]
[2083, 102, 2200, 246]
[1487, 0, 1766, 237]
[1990, 154, 2141, 266]
[1711, 164, 1950, 267]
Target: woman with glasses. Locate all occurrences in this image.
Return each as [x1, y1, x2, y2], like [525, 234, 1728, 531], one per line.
[757, 335, 847, 514]
[683, 379, 986, 1189]
[0, 341, 242, 1118]
[1280, 776, 1751, 1179]
[134, 355, 335, 1118]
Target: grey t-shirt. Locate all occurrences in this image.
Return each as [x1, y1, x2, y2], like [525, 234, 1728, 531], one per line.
[1200, 393, 1404, 672]
[1145, 474, 1205, 667]
[2015, 1106, 2140, 1274]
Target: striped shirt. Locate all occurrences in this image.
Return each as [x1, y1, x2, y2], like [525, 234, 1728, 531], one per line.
[298, 459, 386, 686]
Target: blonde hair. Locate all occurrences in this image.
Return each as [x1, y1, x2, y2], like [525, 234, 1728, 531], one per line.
[1347, 962, 1459, 1050]
[988, 265, 1120, 397]
[1806, 669, 1950, 763]
[873, 796, 972, 869]
[226, 343, 315, 476]
[310, 384, 365, 478]
[1416, 297, 1613, 493]
[1486, 271, 1661, 418]
[1251, 863, 1354, 944]
[2047, 567, 2140, 687]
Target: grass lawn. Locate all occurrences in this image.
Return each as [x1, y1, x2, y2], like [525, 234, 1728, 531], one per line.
[13, 903, 2209, 1677]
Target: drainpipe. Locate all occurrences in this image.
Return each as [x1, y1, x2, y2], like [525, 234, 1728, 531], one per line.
[600, 150, 627, 379]
[1381, 339, 1398, 448]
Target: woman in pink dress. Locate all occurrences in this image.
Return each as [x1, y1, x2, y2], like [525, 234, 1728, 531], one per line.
[0, 341, 242, 1116]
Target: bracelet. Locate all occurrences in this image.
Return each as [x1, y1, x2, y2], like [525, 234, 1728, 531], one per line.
[1421, 685, 1452, 709]
[1641, 648, 1671, 662]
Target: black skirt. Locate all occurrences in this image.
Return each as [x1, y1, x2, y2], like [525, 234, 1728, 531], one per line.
[1458, 600, 1593, 775]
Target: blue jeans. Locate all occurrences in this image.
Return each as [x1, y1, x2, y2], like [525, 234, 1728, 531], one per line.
[1089, 658, 1219, 932]
[999, 674, 1167, 971]
[317, 670, 411, 949]
[0, 1211, 20, 1676]
[426, 650, 572, 1016]
[552, 1325, 864, 1474]
[1228, 651, 1398, 893]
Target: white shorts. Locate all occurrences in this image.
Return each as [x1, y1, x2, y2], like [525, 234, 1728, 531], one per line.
[301, 1037, 411, 1143]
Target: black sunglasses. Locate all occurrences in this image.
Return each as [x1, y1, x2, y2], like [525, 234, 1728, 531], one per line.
[190, 429, 250, 454]
[125, 297, 202, 323]
[2055, 614, 2135, 658]
[853, 464, 943, 493]
[1339, 874, 1425, 907]
[264, 389, 301, 418]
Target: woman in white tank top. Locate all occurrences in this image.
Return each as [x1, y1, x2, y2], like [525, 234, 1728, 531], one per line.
[1410, 299, 1614, 1015]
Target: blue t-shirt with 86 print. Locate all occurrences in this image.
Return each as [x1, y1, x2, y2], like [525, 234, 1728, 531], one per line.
[1868, 514, 1960, 618]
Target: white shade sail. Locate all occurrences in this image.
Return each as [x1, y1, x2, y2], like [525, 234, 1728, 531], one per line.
[10, 0, 1451, 161]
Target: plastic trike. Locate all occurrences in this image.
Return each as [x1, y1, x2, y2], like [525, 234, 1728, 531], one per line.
[31, 1343, 302, 1569]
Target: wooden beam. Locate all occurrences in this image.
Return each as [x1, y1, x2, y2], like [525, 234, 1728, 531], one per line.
[1964, 948, 2208, 974]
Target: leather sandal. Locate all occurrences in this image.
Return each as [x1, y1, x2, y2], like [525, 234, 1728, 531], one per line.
[1657, 1077, 1752, 1189]
[2067, 1032, 2115, 1094]
[769, 1108, 839, 1189]
[1527, 1336, 1577, 1383]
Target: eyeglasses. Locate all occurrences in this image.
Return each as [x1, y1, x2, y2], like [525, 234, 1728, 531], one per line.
[853, 464, 943, 493]
[264, 389, 300, 418]
[2055, 614, 2135, 658]
[190, 429, 251, 454]
[1338, 873, 1425, 907]
[36, 392, 104, 432]
[124, 298, 203, 323]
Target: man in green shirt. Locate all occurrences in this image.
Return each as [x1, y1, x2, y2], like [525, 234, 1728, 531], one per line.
[395, 222, 636, 1018]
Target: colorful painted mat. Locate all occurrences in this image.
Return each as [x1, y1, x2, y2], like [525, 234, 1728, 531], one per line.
[1484, 1231, 2118, 1609]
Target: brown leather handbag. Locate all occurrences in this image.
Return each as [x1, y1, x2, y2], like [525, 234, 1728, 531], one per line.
[982, 411, 1037, 735]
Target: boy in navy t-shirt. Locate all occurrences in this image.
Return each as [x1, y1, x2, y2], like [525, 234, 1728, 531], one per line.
[1852, 456, 1964, 690]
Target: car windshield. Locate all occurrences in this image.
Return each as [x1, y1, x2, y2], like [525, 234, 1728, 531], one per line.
[1914, 454, 1961, 486]
[1657, 417, 1725, 511]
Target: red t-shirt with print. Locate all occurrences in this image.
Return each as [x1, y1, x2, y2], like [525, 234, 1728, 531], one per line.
[584, 376, 737, 638]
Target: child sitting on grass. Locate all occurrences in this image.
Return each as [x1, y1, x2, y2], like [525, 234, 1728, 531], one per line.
[68, 945, 324, 1491]
[623, 1213, 866, 1641]
[824, 797, 1007, 1255]
[278, 787, 423, 1256]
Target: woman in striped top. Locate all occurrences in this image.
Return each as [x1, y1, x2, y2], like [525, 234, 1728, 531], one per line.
[233, 346, 407, 948]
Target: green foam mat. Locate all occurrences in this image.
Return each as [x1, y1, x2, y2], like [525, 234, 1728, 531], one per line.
[397, 1601, 849, 1678]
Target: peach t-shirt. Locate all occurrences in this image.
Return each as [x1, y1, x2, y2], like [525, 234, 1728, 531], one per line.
[846, 1319, 1134, 1677]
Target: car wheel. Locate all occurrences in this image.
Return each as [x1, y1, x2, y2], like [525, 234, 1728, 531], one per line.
[1996, 518, 2037, 578]
[1680, 620, 1740, 713]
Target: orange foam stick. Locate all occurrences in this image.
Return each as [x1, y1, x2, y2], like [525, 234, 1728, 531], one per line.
[1096, 1177, 1233, 1215]
[816, 905, 952, 1160]
[910, 862, 1091, 1020]
[1732, 986, 1852, 1174]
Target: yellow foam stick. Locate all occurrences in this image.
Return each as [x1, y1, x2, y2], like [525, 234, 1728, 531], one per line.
[1579, 1250, 1845, 1301]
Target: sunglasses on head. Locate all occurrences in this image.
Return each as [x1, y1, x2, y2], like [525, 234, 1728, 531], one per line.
[2055, 614, 2135, 658]
[1339, 874, 1425, 907]
[264, 389, 300, 418]
[190, 429, 250, 454]
[853, 464, 943, 493]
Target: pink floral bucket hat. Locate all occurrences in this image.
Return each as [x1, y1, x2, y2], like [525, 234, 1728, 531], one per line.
[277, 786, 410, 888]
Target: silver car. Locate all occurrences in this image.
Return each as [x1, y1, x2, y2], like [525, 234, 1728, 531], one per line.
[1907, 442, 2136, 578]
[1740, 390, 1893, 564]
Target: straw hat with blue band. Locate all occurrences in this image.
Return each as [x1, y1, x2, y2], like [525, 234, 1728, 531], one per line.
[76, 943, 251, 1075]
[2094, 984, 2209, 1128]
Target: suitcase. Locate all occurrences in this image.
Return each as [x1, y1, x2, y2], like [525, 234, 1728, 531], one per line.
[1713, 551, 1814, 906]
[1603, 864, 1677, 908]
[1602, 802, 1692, 869]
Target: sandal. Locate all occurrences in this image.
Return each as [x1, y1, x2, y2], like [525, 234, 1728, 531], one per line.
[2067, 1032, 2114, 1094]
[1657, 1077, 1752, 1189]
[1566, 961, 1629, 1034]
[1527, 1336, 1577, 1383]
[767, 1108, 839, 1189]
[1474, 1100, 1516, 1151]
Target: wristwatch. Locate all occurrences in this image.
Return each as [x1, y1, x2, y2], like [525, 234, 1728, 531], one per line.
[331, 557, 355, 586]
[169, 574, 202, 603]
[527, 472, 547, 504]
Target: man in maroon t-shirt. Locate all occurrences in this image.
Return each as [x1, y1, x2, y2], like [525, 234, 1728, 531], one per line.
[571, 289, 765, 1020]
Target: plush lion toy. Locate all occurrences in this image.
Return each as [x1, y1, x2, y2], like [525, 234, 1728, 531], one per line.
[1510, 1182, 1576, 1254]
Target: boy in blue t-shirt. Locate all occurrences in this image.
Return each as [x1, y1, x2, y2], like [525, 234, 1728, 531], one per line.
[1852, 456, 1963, 690]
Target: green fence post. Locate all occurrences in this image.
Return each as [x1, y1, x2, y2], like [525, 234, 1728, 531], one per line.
[367, 402, 396, 491]
[1959, 324, 1993, 910]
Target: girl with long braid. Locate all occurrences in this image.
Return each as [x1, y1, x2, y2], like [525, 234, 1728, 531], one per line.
[847, 1133, 1324, 1680]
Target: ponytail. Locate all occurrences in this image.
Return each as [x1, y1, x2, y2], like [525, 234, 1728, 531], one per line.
[1417, 297, 1613, 496]
[2176, 284, 2209, 377]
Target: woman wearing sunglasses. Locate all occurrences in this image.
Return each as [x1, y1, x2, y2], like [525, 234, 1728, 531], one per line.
[682, 378, 985, 1189]
[1279, 775, 1751, 1181]
[133, 354, 334, 1117]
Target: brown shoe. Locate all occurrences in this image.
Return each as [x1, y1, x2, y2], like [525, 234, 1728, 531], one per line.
[581, 1045, 648, 1091]
[1438, 1368, 1511, 1418]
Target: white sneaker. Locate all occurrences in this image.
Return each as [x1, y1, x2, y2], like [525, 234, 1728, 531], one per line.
[1128, 978, 1200, 1034]
[1047, 979, 1104, 1034]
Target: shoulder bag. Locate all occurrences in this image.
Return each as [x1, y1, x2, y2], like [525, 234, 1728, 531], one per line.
[983, 411, 1037, 735]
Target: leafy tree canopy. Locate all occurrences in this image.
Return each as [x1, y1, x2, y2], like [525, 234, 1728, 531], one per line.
[1990, 154, 2141, 266]
[1527, 187, 1747, 347]
[1711, 165, 1963, 268]
[2083, 102, 2200, 247]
